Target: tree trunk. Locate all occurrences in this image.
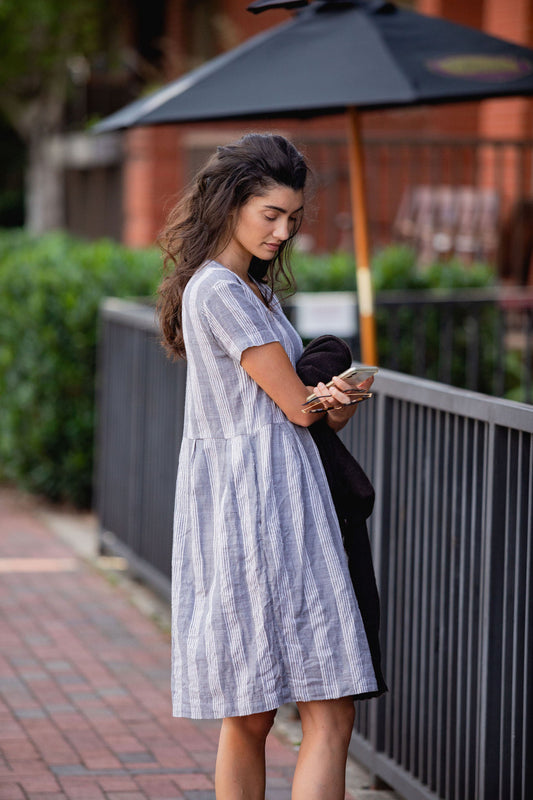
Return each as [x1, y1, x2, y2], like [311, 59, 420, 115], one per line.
[25, 132, 65, 234]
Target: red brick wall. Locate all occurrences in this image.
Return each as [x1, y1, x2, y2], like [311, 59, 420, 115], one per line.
[123, 126, 182, 246]
[479, 0, 533, 139]
[122, 0, 533, 248]
[417, 0, 533, 142]
[419, 0, 483, 27]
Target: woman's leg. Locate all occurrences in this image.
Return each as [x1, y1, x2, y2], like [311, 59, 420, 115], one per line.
[292, 697, 355, 800]
[214, 708, 277, 800]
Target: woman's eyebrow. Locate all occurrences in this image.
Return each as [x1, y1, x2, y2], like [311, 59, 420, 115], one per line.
[263, 204, 304, 214]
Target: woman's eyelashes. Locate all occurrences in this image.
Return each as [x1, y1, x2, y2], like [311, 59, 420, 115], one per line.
[264, 214, 299, 222]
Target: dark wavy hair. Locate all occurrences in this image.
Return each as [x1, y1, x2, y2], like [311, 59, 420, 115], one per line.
[157, 133, 308, 359]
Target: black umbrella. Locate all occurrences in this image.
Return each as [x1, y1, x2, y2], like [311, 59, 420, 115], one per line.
[95, 0, 533, 363]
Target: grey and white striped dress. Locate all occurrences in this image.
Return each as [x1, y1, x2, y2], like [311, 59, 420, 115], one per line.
[171, 261, 377, 719]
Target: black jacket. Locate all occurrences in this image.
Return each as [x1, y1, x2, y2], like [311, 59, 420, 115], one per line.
[296, 335, 387, 699]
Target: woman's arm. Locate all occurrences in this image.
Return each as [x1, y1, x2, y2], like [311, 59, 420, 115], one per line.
[241, 342, 319, 427]
[241, 341, 371, 430]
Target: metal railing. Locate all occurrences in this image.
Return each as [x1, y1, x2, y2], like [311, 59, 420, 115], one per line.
[95, 298, 533, 800]
[344, 371, 532, 800]
[95, 299, 187, 598]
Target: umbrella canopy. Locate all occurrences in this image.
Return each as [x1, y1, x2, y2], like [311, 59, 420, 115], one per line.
[94, 0, 533, 363]
[96, 0, 533, 130]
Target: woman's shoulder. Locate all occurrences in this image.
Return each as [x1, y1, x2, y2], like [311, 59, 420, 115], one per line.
[186, 261, 239, 295]
[183, 262, 247, 319]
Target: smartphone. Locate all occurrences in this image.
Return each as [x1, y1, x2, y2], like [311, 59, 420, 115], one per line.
[304, 365, 378, 403]
[324, 365, 378, 389]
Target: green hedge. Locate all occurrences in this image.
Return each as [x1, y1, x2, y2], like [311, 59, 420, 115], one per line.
[0, 230, 160, 507]
[0, 232, 503, 508]
[291, 244, 496, 292]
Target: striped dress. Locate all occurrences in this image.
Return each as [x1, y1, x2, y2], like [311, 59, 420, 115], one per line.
[171, 262, 377, 719]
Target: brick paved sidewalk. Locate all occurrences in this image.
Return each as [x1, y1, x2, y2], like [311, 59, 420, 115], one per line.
[0, 490, 373, 800]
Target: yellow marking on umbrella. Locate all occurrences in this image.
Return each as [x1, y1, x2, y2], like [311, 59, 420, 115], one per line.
[427, 55, 533, 82]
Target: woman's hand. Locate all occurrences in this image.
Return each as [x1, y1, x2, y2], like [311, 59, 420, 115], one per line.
[313, 375, 374, 432]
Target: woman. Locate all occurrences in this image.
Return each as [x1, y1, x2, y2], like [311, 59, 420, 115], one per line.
[158, 133, 379, 800]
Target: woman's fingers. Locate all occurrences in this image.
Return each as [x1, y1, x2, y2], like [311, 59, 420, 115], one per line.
[355, 376, 374, 391]
[313, 382, 338, 410]
[312, 374, 374, 412]
[315, 381, 353, 411]
[331, 375, 374, 392]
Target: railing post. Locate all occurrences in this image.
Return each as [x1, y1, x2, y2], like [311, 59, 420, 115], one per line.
[477, 422, 510, 800]
[370, 390, 391, 760]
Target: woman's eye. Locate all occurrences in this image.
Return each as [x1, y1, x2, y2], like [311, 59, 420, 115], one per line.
[265, 215, 276, 222]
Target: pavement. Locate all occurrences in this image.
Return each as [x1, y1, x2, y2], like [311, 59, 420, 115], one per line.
[0, 488, 396, 800]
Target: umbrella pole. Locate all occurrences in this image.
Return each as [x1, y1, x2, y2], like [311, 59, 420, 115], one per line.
[347, 106, 378, 365]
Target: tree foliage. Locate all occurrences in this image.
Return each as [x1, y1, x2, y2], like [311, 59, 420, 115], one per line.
[0, 0, 112, 137]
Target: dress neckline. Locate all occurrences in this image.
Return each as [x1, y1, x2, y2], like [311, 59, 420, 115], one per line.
[210, 260, 271, 310]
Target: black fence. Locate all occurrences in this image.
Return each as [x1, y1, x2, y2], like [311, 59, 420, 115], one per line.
[374, 287, 533, 403]
[96, 298, 533, 800]
[343, 371, 532, 800]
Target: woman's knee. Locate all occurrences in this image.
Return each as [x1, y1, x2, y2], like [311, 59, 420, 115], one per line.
[223, 708, 277, 743]
[297, 697, 355, 745]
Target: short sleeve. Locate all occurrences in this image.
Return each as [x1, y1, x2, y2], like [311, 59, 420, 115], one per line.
[202, 278, 280, 362]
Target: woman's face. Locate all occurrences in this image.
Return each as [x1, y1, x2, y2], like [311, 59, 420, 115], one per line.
[229, 183, 304, 264]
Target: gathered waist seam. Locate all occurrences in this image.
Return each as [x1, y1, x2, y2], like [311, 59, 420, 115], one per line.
[181, 419, 301, 442]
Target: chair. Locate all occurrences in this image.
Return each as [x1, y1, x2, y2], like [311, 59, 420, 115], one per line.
[394, 185, 500, 266]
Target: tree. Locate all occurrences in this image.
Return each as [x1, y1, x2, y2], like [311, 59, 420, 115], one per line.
[0, 0, 113, 232]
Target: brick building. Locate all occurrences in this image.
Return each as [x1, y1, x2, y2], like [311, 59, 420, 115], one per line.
[77, 1, 533, 279]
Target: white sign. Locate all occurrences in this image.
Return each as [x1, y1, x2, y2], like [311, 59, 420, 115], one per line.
[292, 292, 358, 338]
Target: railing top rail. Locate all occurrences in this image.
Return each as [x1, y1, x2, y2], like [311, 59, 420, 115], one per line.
[375, 368, 533, 432]
[375, 287, 533, 307]
[289, 288, 533, 307]
[100, 297, 158, 332]
[102, 289, 533, 317]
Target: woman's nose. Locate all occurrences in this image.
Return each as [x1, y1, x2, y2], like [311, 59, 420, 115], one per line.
[273, 218, 290, 241]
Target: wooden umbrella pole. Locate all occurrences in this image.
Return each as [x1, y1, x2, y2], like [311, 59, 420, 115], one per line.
[347, 106, 378, 365]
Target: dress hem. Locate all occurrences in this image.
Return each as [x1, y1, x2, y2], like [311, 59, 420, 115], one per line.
[171, 682, 379, 720]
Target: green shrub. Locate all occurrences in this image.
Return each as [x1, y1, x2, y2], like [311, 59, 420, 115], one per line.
[291, 251, 356, 292]
[371, 244, 424, 290]
[291, 244, 496, 293]
[0, 230, 160, 507]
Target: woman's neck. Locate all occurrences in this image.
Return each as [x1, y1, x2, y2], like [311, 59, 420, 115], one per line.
[215, 243, 251, 282]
